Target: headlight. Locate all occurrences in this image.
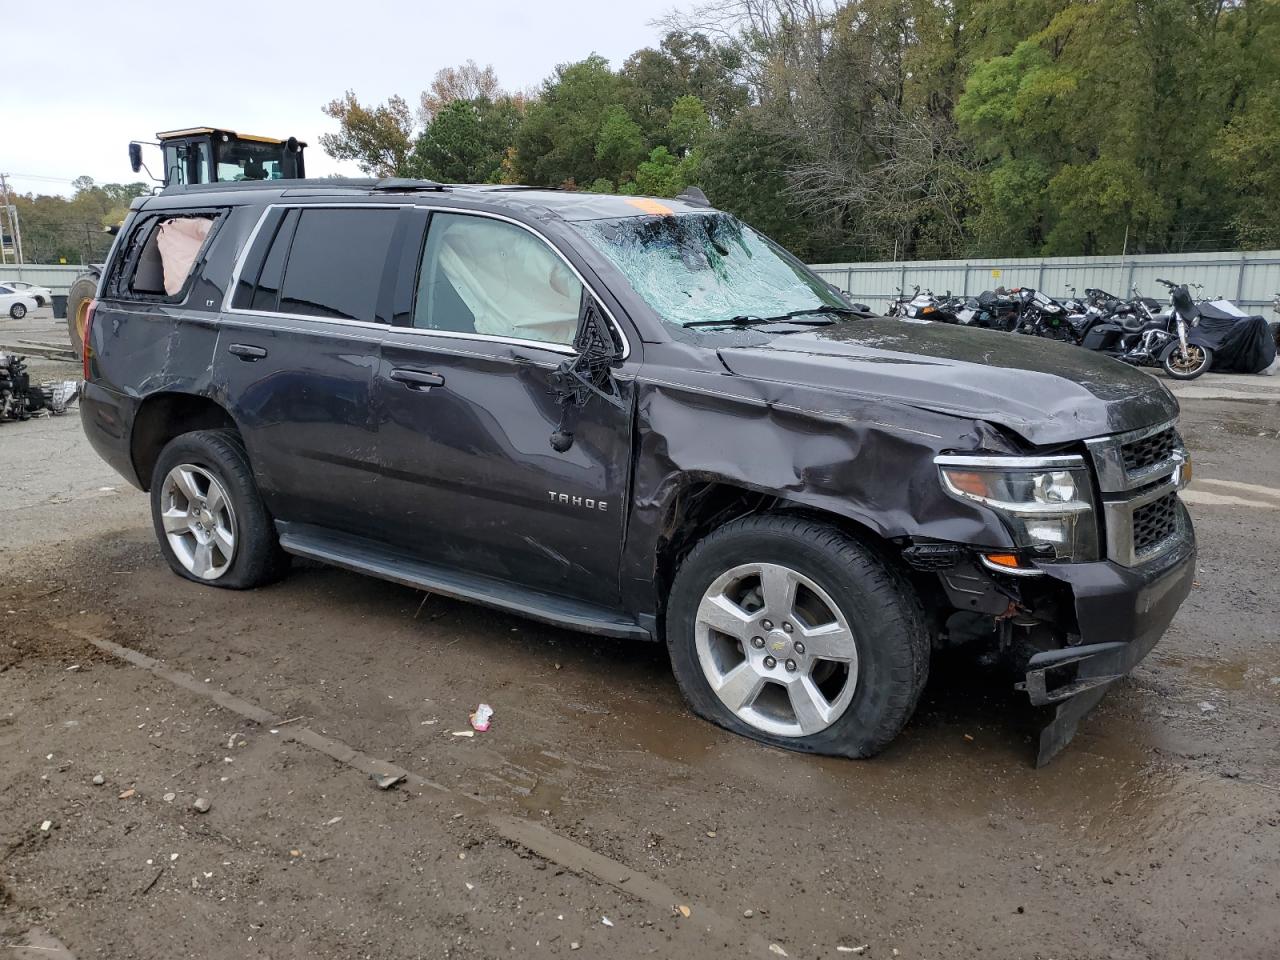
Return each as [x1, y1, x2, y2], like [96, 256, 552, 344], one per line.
[935, 454, 1099, 562]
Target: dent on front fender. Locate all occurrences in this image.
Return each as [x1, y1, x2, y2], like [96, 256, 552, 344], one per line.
[620, 371, 1020, 593]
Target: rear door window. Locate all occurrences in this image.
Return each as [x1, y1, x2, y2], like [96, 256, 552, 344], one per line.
[110, 212, 223, 301]
[277, 208, 399, 323]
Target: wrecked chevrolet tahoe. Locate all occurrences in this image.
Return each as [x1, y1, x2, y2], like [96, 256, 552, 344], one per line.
[80, 180, 1195, 765]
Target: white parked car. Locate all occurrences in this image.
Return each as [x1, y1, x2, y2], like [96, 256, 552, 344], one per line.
[0, 284, 39, 319]
[1, 280, 52, 307]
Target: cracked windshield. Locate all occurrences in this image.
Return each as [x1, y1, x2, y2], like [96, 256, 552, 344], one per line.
[575, 212, 847, 328]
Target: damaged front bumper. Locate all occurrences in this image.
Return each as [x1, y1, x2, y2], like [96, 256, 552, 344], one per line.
[1020, 533, 1196, 766]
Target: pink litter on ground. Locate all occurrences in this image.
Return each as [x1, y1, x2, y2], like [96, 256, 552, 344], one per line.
[470, 704, 494, 732]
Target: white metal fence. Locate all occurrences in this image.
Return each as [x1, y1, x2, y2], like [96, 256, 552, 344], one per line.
[0, 264, 89, 297]
[809, 250, 1280, 315]
[7, 250, 1280, 316]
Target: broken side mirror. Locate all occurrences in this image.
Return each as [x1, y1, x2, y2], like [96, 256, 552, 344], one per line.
[549, 296, 625, 452]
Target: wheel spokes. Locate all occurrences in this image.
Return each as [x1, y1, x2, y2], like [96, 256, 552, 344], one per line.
[192, 541, 216, 578]
[759, 564, 797, 621]
[715, 662, 766, 714]
[697, 593, 756, 642]
[788, 676, 834, 734]
[161, 506, 190, 535]
[211, 524, 235, 561]
[171, 467, 203, 505]
[797, 621, 856, 662]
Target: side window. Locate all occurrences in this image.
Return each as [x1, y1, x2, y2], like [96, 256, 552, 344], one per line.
[414, 213, 583, 346]
[120, 213, 219, 299]
[278, 208, 398, 322]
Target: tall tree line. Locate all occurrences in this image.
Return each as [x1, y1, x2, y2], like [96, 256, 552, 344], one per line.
[325, 1, 1280, 262]
[6, 178, 148, 265]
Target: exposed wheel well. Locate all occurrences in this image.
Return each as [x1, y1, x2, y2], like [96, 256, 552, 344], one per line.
[654, 481, 907, 619]
[130, 393, 237, 490]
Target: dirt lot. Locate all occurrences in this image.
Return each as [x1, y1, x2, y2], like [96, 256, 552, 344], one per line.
[2, 326, 1278, 958]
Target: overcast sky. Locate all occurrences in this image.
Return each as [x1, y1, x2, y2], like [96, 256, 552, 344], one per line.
[3, 1, 689, 197]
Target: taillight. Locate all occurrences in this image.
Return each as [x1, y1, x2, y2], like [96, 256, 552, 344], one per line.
[81, 298, 98, 381]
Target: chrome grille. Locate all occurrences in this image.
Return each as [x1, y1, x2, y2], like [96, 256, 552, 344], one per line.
[1085, 420, 1190, 567]
[1121, 427, 1180, 475]
[1131, 491, 1181, 556]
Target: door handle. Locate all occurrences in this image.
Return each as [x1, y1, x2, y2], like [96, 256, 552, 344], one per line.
[228, 343, 268, 361]
[390, 369, 446, 390]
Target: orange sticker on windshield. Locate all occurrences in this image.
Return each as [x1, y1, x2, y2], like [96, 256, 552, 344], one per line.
[626, 198, 674, 216]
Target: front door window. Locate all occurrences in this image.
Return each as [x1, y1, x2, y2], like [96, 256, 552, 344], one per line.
[414, 213, 582, 347]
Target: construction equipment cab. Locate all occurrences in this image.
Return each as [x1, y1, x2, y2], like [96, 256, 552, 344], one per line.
[129, 128, 306, 188]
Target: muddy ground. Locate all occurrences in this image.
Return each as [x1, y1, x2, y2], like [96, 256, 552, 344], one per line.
[2, 338, 1278, 958]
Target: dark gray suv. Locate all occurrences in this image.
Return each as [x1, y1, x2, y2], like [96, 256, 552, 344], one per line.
[80, 179, 1196, 764]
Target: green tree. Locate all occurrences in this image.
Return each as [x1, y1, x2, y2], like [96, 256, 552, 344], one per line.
[594, 105, 647, 184]
[321, 90, 416, 177]
[1213, 87, 1280, 250]
[514, 55, 636, 186]
[410, 97, 524, 183]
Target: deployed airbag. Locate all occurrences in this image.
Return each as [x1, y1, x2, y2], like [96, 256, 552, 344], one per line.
[156, 217, 213, 295]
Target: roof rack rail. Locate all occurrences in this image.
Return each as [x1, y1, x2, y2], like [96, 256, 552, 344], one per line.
[372, 177, 449, 192]
[161, 178, 379, 195]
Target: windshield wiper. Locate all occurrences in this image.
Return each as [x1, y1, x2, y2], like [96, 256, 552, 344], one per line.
[680, 305, 861, 330]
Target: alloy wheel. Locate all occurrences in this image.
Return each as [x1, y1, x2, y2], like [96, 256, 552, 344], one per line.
[159, 464, 237, 580]
[694, 562, 859, 737]
[1169, 344, 1207, 375]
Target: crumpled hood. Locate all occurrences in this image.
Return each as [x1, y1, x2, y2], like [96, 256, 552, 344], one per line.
[716, 319, 1178, 446]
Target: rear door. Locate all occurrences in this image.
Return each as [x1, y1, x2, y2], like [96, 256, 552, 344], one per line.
[217, 203, 407, 534]
[372, 209, 636, 607]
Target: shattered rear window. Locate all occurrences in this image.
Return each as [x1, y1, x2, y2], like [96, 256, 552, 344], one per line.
[573, 212, 844, 328]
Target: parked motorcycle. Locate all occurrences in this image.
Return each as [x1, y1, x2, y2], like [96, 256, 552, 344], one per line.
[1076, 279, 1213, 380]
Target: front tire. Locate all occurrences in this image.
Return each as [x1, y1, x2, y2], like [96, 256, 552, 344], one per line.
[150, 429, 290, 589]
[665, 516, 929, 758]
[9, 303, 26, 320]
[1162, 342, 1213, 380]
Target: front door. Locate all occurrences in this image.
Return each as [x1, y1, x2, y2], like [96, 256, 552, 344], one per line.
[373, 210, 635, 607]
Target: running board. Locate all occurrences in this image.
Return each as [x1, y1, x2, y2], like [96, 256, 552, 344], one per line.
[276, 523, 651, 641]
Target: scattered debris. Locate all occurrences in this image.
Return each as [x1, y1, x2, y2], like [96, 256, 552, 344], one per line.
[675, 905, 691, 918]
[470, 703, 494, 732]
[169, 853, 179, 862]
[373, 773, 406, 790]
[769, 945, 788, 957]
[1198, 701, 1218, 714]
[91, 774, 105, 786]
[290, 850, 301, 858]
[570, 942, 580, 951]
[601, 916, 614, 927]
[465, 882, 474, 891]
[118, 789, 135, 800]
[836, 947, 867, 955]
[39, 820, 52, 832]
[324, 816, 343, 826]
[743, 909, 753, 918]
[706, 830, 716, 838]
[192, 797, 212, 814]
[163, 792, 176, 803]
[451, 730, 475, 738]
[137, 868, 164, 896]
[963, 733, 975, 741]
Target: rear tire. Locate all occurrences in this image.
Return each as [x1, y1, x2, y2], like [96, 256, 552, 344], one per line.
[66, 275, 98, 358]
[9, 303, 26, 320]
[665, 515, 929, 758]
[150, 429, 290, 589]
[1162, 343, 1213, 380]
